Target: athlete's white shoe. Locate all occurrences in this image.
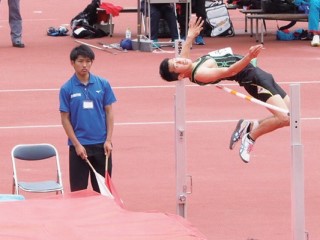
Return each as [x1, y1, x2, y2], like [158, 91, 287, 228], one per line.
[229, 119, 251, 150]
[311, 35, 320, 47]
[239, 133, 255, 163]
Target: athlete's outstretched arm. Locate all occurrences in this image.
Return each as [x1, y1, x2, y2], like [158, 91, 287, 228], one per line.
[180, 17, 204, 59]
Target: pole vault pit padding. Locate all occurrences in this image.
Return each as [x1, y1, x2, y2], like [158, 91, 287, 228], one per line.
[0, 190, 207, 240]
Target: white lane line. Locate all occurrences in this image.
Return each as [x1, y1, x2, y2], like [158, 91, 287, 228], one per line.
[0, 117, 319, 130]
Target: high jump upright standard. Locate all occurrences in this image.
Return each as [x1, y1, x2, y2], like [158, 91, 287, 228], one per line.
[290, 84, 306, 240]
[174, 39, 190, 218]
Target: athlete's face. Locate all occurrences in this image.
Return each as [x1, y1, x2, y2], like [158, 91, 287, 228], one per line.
[168, 57, 192, 74]
[71, 55, 93, 78]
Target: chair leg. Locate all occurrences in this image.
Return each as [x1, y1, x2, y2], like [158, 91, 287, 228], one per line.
[109, 14, 113, 37]
[12, 180, 17, 195]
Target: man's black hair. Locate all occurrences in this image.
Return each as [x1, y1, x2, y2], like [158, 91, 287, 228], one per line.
[159, 58, 179, 82]
[70, 44, 95, 61]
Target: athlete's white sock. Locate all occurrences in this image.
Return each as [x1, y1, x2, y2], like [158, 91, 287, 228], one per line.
[247, 119, 259, 133]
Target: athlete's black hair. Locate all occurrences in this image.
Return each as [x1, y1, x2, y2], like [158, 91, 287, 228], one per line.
[70, 44, 95, 61]
[159, 58, 179, 82]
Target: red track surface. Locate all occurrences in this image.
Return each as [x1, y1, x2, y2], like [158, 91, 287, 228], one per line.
[1, 0, 319, 239]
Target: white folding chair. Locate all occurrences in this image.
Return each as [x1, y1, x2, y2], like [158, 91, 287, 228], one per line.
[12, 143, 64, 195]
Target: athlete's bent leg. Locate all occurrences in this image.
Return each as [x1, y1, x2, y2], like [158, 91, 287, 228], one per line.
[249, 94, 290, 140]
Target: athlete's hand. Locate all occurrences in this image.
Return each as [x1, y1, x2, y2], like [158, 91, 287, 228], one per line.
[187, 17, 204, 40]
[248, 44, 264, 59]
[75, 144, 88, 160]
[104, 140, 113, 158]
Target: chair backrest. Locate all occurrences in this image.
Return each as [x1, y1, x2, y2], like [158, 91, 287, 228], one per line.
[13, 144, 57, 160]
[11, 143, 63, 195]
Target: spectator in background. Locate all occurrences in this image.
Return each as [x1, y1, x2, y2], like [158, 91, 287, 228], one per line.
[141, 1, 179, 48]
[177, 0, 209, 45]
[308, 0, 320, 46]
[0, 0, 25, 47]
[295, 0, 320, 46]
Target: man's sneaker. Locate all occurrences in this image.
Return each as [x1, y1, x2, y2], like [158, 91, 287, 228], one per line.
[311, 35, 320, 47]
[229, 119, 251, 150]
[239, 133, 255, 163]
[195, 35, 205, 45]
[12, 41, 25, 48]
[300, 30, 313, 40]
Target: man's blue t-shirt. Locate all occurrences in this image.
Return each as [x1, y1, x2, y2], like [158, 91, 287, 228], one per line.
[59, 73, 117, 146]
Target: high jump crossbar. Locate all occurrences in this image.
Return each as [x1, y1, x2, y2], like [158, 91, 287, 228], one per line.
[216, 85, 289, 114]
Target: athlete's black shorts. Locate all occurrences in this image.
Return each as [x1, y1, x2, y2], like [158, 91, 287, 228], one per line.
[237, 66, 287, 102]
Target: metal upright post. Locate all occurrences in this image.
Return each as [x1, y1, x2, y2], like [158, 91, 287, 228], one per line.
[174, 39, 188, 218]
[290, 84, 306, 240]
[137, 0, 141, 47]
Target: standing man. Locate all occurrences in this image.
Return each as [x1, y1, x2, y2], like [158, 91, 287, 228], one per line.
[0, 0, 25, 47]
[59, 44, 117, 192]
